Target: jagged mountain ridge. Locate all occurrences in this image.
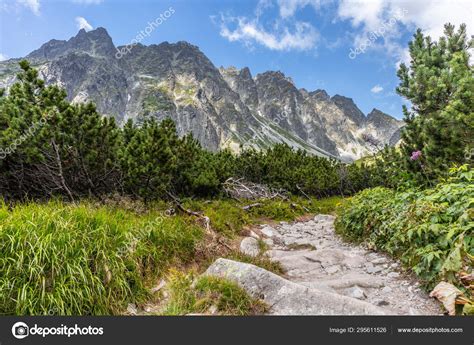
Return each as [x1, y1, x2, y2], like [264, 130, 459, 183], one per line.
[0, 27, 403, 161]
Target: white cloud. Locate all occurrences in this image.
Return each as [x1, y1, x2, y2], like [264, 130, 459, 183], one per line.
[72, 0, 104, 4]
[0, 53, 8, 61]
[371, 85, 383, 93]
[277, 0, 324, 18]
[217, 1, 320, 52]
[75, 16, 93, 31]
[16, 0, 40, 15]
[337, 0, 473, 64]
[219, 16, 318, 51]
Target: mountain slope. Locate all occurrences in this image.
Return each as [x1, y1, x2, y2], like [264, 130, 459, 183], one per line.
[0, 28, 403, 161]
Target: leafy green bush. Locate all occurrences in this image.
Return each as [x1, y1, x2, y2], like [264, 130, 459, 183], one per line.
[0, 201, 203, 315]
[336, 166, 473, 309]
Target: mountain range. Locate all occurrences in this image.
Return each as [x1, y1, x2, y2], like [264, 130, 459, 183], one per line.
[0, 27, 404, 161]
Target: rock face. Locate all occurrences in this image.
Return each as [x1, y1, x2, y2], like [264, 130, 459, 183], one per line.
[205, 258, 386, 315]
[0, 27, 404, 161]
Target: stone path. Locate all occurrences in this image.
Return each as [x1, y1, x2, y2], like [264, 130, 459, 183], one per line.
[252, 214, 441, 315]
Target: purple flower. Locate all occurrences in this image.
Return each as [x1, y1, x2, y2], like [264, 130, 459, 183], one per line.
[410, 150, 422, 161]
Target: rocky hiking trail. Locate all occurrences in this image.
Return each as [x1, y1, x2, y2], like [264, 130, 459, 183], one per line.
[205, 214, 442, 315]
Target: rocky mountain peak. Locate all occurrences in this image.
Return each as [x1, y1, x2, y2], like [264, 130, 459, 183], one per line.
[0, 28, 403, 162]
[367, 108, 397, 123]
[365, 108, 404, 146]
[331, 94, 366, 125]
[310, 89, 330, 101]
[28, 27, 116, 61]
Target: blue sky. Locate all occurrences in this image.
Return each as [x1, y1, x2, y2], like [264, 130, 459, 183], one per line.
[0, 0, 472, 119]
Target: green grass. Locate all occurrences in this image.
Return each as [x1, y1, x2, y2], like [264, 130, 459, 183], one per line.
[184, 196, 343, 236]
[0, 201, 203, 315]
[0, 195, 342, 315]
[163, 270, 267, 315]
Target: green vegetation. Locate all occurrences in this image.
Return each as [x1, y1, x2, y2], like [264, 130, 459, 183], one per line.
[163, 271, 267, 315]
[184, 196, 342, 235]
[368, 24, 473, 188]
[0, 23, 472, 316]
[0, 196, 321, 315]
[0, 61, 375, 202]
[336, 166, 473, 314]
[0, 201, 203, 315]
[335, 24, 473, 315]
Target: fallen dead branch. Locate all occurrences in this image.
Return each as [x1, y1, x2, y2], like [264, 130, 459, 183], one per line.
[166, 192, 211, 233]
[241, 203, 262, 210]
[223, 177, 288, 200]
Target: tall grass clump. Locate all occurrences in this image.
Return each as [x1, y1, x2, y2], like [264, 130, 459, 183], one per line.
[163, 270, 267, 315]
[0, 201, 203, 315]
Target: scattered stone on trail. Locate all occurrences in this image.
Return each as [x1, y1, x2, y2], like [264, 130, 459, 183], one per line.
[348, 286, 366, 300]
[263, 238, 274, 246]
[261, 226, 276, 238]
[262, 214, 441, 315]
[387, 272, 400, 278]
[367, 266, 383, 274]
[240, 237, 260, 257]
[249, 230, 260, 239]
[325, 266, 340, 274]
[199, 214, 441, 315]
[205, 258, 386, 315]
[371, 257, 388, 265]
[429, 281, 464, 315]
[127, 303, 138, 315]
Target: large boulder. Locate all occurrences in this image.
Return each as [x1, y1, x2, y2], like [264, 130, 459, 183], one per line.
[204, 258, 386, 315]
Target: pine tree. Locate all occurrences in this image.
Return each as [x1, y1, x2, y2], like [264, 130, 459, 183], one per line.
[0, 61, 120, 200]
[396, 23, 474, 182]
[120, 118, 176, 201]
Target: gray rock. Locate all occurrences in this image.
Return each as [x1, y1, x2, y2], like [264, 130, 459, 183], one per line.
[387, 272, 400, 278]
[208, 305, 218, 315]
[382, 286, 393, 293]
[326, 266, 340, 274]
[150, 279, 166, 293]
[371, 257, 388, 265]
[205, 258, 386, 315]
[127, 303, 138, 315]
[240, 237, 260, 257]
[367, 266, 383, 274]
[348, 286, 366, 300]
[261, 226, 276, 238]
[263, 238, 274, 246]
[249, 230, 260, 239]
